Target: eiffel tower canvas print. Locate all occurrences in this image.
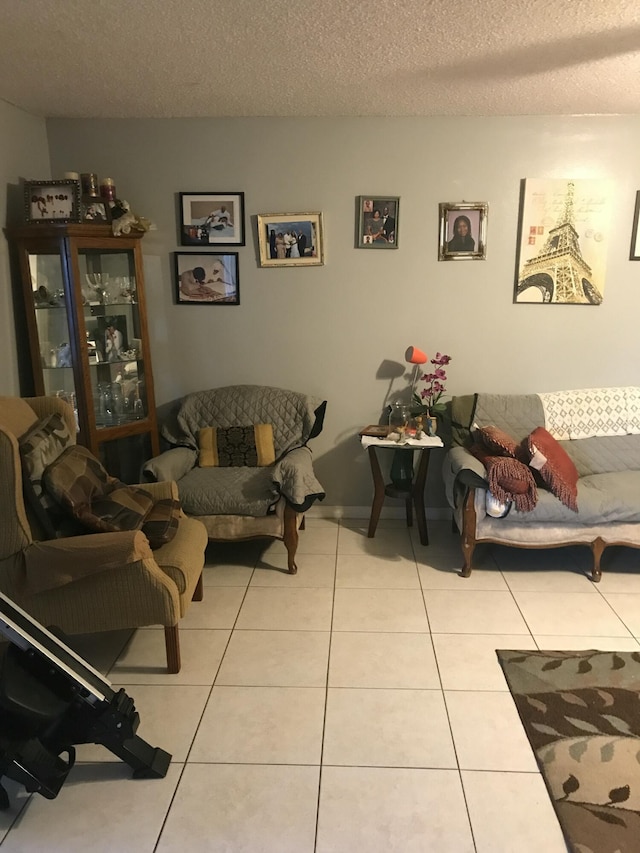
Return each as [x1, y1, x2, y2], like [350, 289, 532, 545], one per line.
[514, 178, 612, 304]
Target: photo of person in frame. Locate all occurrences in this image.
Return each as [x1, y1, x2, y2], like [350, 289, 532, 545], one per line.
[360, 198, 398, 246]
[182, 199, 237, 244]
[176, 254, 239, 303]
[96, 315, 128, 362]
[265, 221, 314, 261]
[446, 211, 479, 253]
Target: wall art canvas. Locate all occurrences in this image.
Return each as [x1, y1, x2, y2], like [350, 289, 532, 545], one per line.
[514, 178, 612, 304]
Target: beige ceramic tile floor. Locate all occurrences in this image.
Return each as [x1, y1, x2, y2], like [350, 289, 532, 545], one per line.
[3, 518, 640, 851]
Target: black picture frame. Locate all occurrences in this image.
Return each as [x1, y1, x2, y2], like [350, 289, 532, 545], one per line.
[174, 252, 240, 305]
[178, 192, 245, 246]
[24, 179, 81, 224]
[80, 195, 111, 224]
[356, 196, 399, 248]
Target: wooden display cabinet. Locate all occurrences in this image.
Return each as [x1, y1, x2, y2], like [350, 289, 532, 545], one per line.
[5, 224, 159, 482]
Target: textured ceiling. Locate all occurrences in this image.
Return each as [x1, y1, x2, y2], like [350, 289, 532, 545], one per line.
[2, 0, 640, 119]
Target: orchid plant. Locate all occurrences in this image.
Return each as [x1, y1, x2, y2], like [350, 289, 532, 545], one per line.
[413, 352, 452, 414]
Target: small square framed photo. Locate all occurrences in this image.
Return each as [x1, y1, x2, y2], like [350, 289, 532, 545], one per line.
[174, 252, 240, 305]
[356, 196, 399, 248]
[80, 195, 110, 224]
[24, 179, 81, 224]
[438, 202, 488, 261]
[630, 190, 640, 260]
[257, 212, 324, 267]
[179, 192, 245, 246]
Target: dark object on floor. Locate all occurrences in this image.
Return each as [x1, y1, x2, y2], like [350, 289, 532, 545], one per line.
[0, 591, 170, 808]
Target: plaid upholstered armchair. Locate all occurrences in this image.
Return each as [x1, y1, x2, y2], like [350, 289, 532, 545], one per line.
[143, 385, 327, 573]
[0, 395, 207, 673]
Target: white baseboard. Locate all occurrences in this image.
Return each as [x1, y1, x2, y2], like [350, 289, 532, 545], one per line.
[305, 505, 453, 521]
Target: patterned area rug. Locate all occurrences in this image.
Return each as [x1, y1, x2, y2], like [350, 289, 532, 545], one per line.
[497, 649, 640, 853]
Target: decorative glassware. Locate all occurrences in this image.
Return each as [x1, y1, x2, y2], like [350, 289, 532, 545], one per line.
[388, 400, 411, 428]
[85, 273, 109, 304]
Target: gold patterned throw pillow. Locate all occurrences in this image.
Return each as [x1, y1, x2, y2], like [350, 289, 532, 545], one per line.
[198, 424, 276, 467]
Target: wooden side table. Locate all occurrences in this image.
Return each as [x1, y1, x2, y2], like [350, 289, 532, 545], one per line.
[359, 429, 444, 546]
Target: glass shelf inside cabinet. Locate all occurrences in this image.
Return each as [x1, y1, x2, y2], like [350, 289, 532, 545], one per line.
[29, 251, 76, 399]
[78, 247, 145, 429]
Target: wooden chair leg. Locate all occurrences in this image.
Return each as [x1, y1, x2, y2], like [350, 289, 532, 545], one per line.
[164, 625, 181, 673]
[460, 490, 477, 577]
[192, 571, 204, 601]
[591, 537, 605, 583]
[283, 503, 299, 574]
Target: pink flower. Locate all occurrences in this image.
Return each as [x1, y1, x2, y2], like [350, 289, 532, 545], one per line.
[414, 352, 452, 412]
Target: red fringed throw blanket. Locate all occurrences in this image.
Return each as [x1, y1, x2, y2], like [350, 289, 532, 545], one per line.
[470, 443, 538, 513]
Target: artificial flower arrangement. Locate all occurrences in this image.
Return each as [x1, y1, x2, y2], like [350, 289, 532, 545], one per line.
[412, 352, 452, 415]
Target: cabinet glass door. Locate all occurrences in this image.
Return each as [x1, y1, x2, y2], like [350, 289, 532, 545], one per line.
[78, 248, 148, 430]
[29, 250, 78, 420]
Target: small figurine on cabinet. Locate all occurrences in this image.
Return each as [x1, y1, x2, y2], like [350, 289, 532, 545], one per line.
[110, 199, 155, 236]
[56, 342, 72, 367]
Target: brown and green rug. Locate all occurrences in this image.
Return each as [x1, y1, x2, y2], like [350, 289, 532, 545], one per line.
[497, 649, 640, 853]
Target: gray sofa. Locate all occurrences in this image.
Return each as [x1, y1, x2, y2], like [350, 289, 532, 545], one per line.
[143, 385, 326, 573]
[443, 387, 640, 581]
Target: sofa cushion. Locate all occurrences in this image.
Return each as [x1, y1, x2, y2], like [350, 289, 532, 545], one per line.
[198, 424, 275, 467]
[177, 466, 278, 516]
[475, 425, 520, 458]
[19, 412, 74, 538]
[43, 444, 117, 506]
[163, 385, 325, 458]
[525, 427, 579, 512]
[563, 434, 640, 477]
[42, 444, 154, 532]
[503, 471, 640, 525]
[0, 396, 39, 439]
[471, 394, 544, 442]
[76, 484, 155, 534]
[141, 498, 181, 548]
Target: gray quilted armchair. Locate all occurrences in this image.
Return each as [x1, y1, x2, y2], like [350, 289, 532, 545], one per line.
[143, 385, 327, 572]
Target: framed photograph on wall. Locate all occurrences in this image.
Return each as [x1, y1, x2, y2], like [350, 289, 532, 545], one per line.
[438, 202, 487, 261]
[174, 252, 240, 305]
[24, 179, 81, 224]
[257, 212, 324, 267]
[356, 196, 399, 248]
[630, 191, 640, 260]
[179, 192, 245, 246]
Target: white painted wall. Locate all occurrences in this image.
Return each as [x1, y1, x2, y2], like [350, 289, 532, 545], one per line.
[0, 100, 51, 395]
[13, 115, 639, 510]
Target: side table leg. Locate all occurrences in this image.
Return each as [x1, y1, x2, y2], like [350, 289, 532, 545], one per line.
[405, 498, 413, 528]
[412, 449, 432, 546]
[367, 446, 385, 538]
